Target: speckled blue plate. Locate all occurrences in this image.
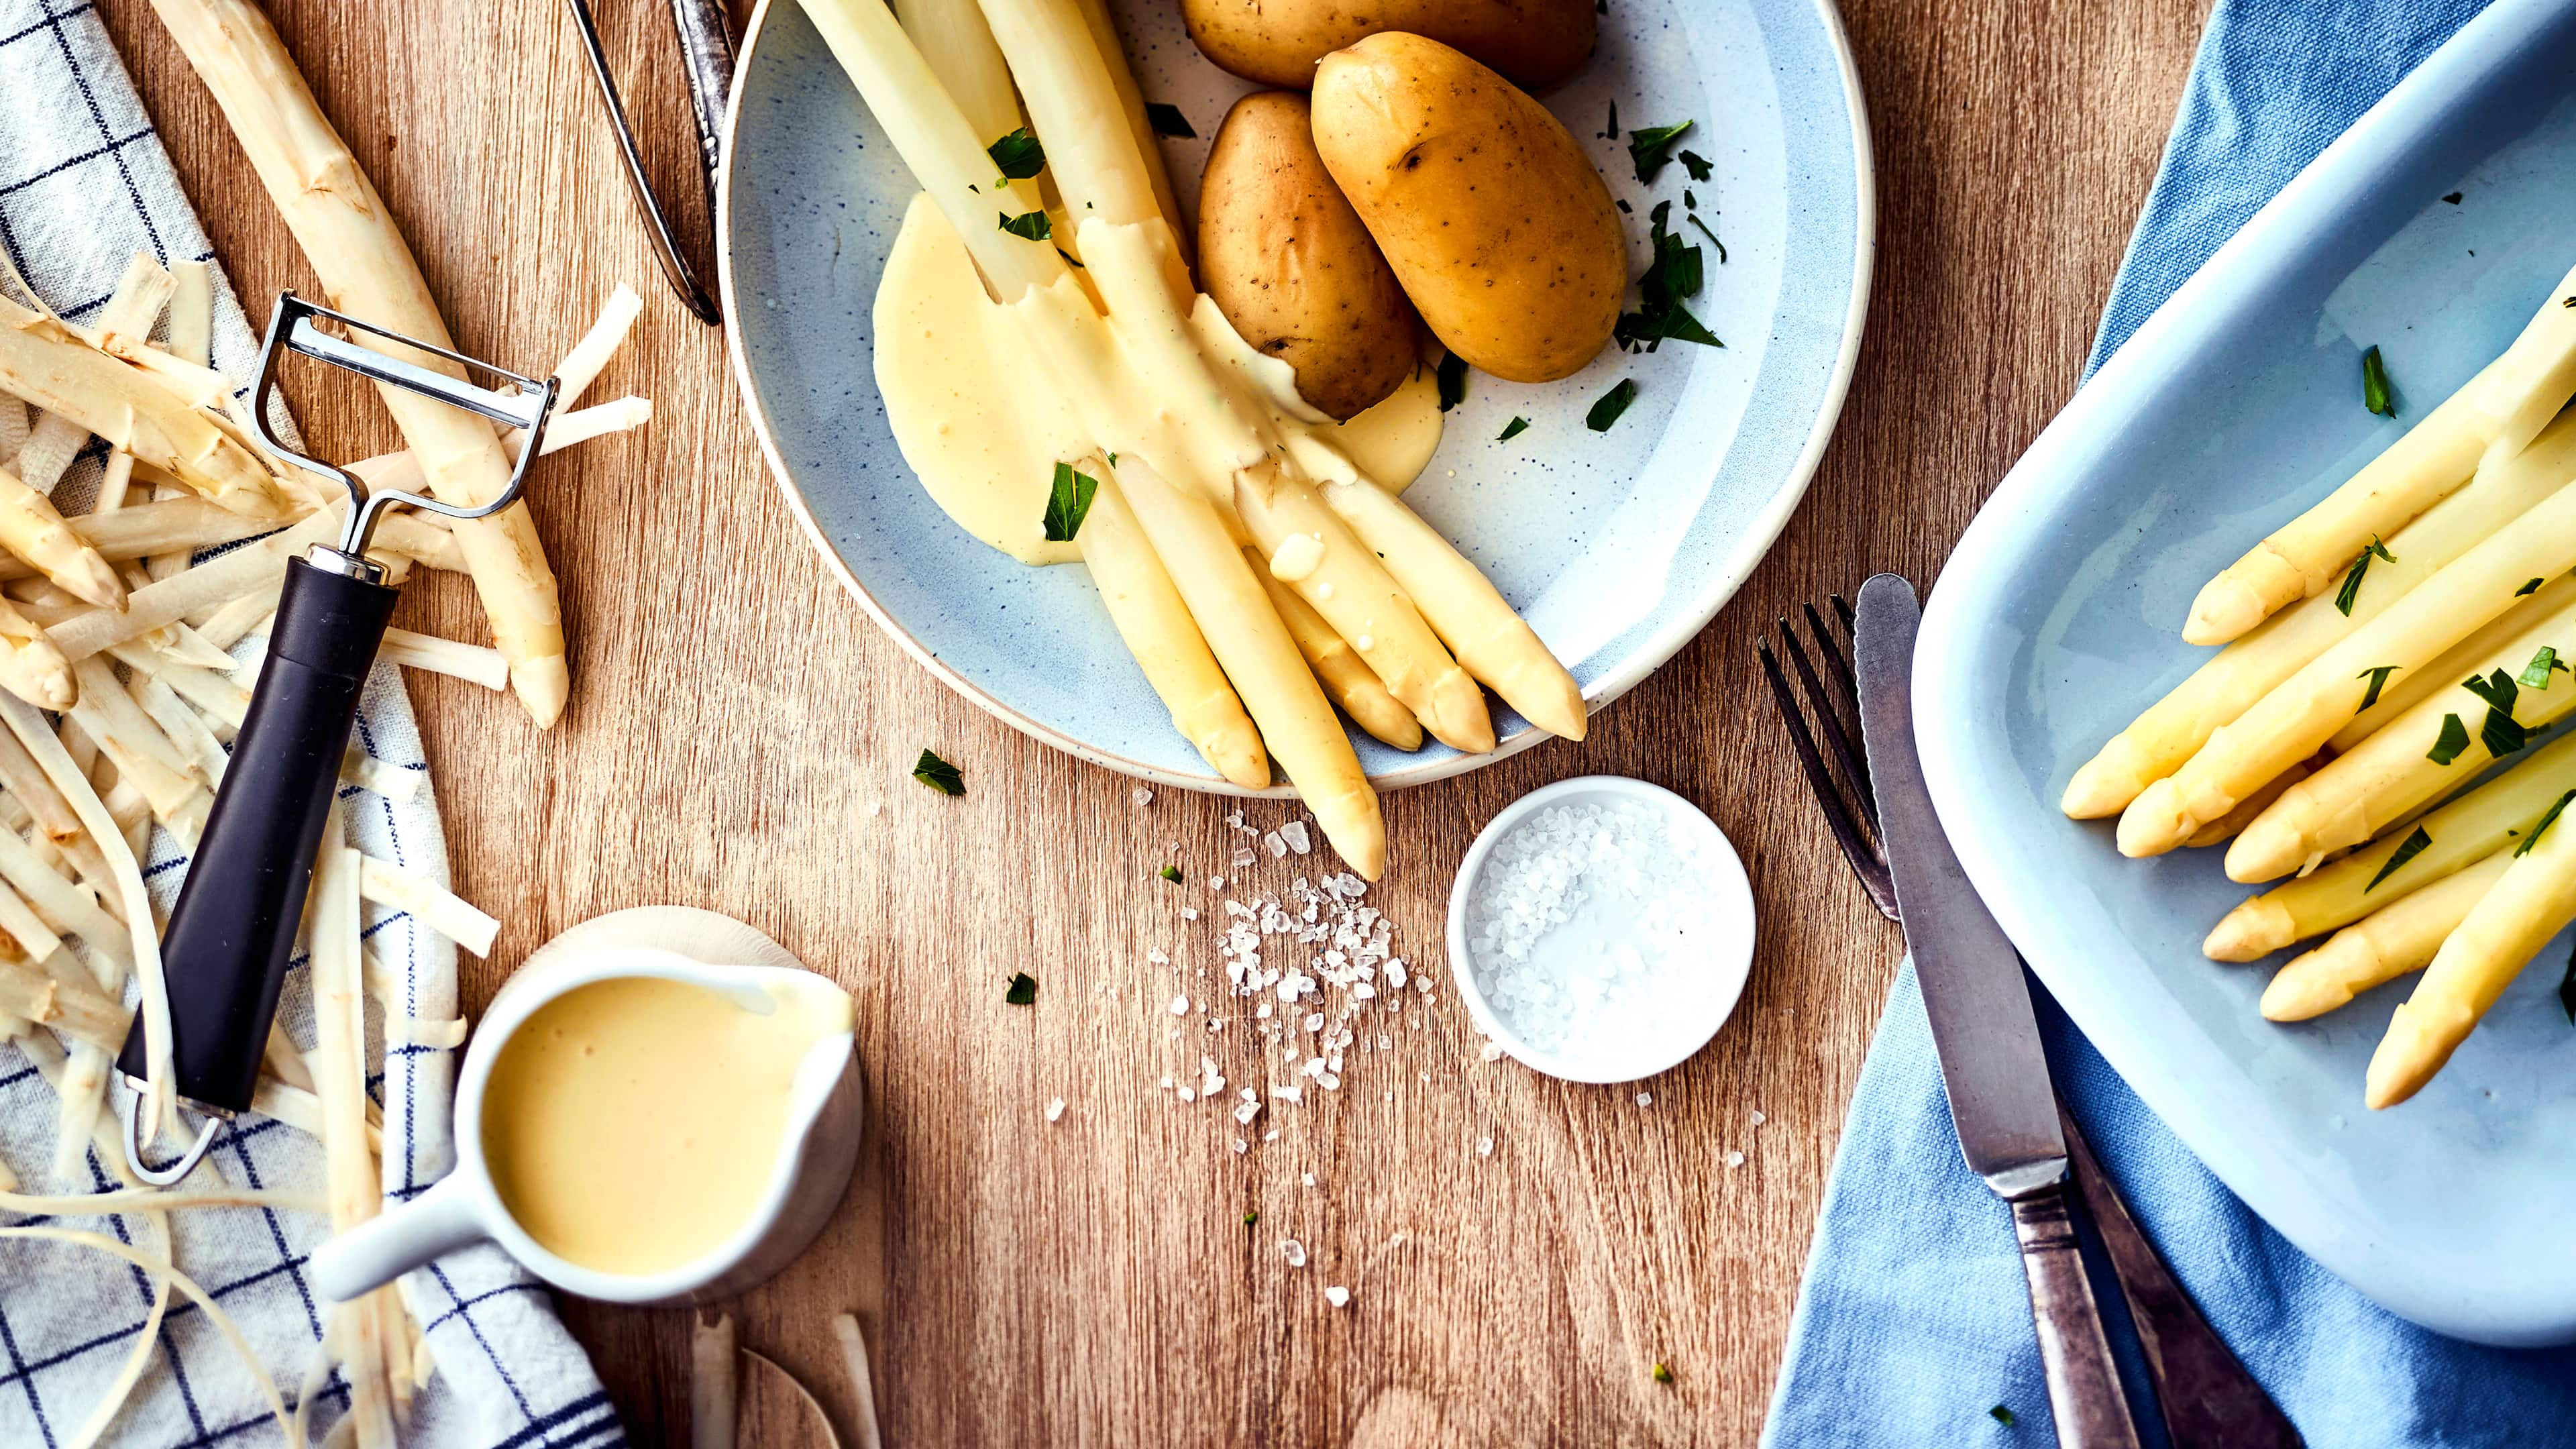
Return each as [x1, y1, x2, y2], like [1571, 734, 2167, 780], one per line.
[720, 0, 1872, 790]
[1916, 0, 2576, 1346]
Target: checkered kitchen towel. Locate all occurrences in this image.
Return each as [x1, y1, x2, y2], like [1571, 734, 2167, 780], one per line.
[0, 3, 619, 1445]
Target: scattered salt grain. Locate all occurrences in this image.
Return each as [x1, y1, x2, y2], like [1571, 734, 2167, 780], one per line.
[1636, 1092, 1653, 1108]
[1324, 1285, 1350, 1307]
[1751, 1109, 1767, 1127]
[865, 801, 882, 816]
[1233, 1138, 1248, 1154]
[1046, 1097, 1067, 1123]
[1725, 1149, 1746, 1169]
[1181, 907, 1199, 921]
[1476, 1136, 1494, 1157]
[1272, 1084, 1303, 1103]
[1177, 1087, 1195, 1103]
[1209, 875, 1225, 890]
[1132, 786, 1154, 806]
[1265, 832, 1288, 858]
[1281, 821, 1311, 855]
[1281, 1240, 1307, 1268]
[1301, 1173, 1316, 1188]
[1170, 994, 1190, 1015]
[1479, 1040, 1505, 1063]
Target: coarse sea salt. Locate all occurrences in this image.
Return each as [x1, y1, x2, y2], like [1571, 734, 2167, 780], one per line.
[1463, 800, 1733, 1069]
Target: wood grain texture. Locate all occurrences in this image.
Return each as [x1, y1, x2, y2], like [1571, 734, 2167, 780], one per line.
[97, 0, 2208, 1441]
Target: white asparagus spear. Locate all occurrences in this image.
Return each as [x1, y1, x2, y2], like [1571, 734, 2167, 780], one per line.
[2068, 411, 2576, 817]
[1082, 470, 1269, 786]
[2204, 728, 2576, 960]
[2226, 594, 2576, 881]
[2185, 262, 2576, 645]
[1246, 545, 1422, 753]
[2118, 476, 2576, 857]
[12, 254, 175, 498]
[149, 0, 570, 725]
[46, 506, 337, 663]
[2367, 784, 2576, 1108]
[2332, 571, 2576, 750]
[2261, 850, 2512, 1022]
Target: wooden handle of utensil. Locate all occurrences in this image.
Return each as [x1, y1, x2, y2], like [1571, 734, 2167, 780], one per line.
[2012, 1182, 2143, 1449]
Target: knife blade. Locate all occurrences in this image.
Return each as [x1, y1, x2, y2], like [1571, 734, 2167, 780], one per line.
[1853, 572, 2068, 1195]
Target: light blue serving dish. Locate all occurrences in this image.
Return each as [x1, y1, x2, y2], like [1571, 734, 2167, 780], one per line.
[718, 0, 1872, 791]
[1916, 0, 2576, 1346]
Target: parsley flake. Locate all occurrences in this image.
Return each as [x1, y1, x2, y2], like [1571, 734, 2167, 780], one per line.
[2365, 826, 2432, 893]
[1601, 99, 1619, 140]
[1686, 212, 1727, 263]
[2560, 942, 2576, 1024]
[1497, 416, 1530, 442]
[2362, 344, 2396, 417]
[1005, 971, 1038, 1005]
[912, 748, 965, 796]
[2428, 712, 2471, 765]
[987, 127, 1045, 181]
[1990, 1405, 2016, 1427]
[2443, 191, 2463, 205]
[2519, 790, 2576, 857]
[1615, 202, 1721, 352]
[2334, 535, 2394, 615]
[1679, 148, 1713, 182]
[1625, 119, 1695, 183]
[1650, 1362, 1674, 1384]
[1436, 352, 1468, 412]
[1159, 863, 1183, 883]
[1587, 378, 1639, 431]
[1243, 1210, 1258, 1224]
[2463, 668, 2518, 714]
[2524, 646, 2569, 690]
[2518, 576, 2547, 596]
[1042, 462, 1099, 541]
[1144, 102, 1195, 138]
[2357, 664, 2398, 712]
[999, 209, 1053, 241]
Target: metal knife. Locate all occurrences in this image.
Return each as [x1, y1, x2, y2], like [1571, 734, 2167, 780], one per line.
[1852, 572, 2140, 1449]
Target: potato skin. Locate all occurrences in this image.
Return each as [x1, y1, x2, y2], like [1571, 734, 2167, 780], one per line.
[1181, 0, 1595, 94]
[1199, 91, 1421, 421]
[1310, 33, 1623, 384]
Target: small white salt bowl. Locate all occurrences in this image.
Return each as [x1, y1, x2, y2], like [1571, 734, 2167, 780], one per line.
[1446, 775, 1757, 1084]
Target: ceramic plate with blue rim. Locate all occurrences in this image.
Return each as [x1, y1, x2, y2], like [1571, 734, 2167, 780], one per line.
[718, 0, 1872, 792]
[1916, 0, 2576, 1346]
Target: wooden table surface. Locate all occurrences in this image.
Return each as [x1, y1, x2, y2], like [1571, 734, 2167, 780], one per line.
[100, 0, 2208, 1441]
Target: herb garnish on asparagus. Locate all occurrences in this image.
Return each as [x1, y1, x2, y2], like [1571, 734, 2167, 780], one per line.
[2365, 826, 2432, 892]
[2333, 535, 2395, 615]
[2362, 345, 2396, 417]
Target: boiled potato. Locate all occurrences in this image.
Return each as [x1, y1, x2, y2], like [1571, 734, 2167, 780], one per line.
[1199, 92, 1421, 421]
[1181, 0, 1594, 94]
[1311, 33, 1622, 384]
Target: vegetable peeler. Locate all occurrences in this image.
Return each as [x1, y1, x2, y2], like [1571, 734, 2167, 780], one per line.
[115, 291, 559, 1185]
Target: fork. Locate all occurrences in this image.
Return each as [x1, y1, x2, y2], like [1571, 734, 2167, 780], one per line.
[1760, 596, 2302, 1449]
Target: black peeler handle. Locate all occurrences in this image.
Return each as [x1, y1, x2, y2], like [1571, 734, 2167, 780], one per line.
[117, 553, 397, 1115]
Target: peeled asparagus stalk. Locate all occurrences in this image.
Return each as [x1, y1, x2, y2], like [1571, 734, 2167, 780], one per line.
[2262, 851, 2511, 1022]
[2204, 730, 2576, 960]
[0, 294, 276, 513]
[2067, 411, 2576, 818]
[2184, 758, 2311, 849]
[0, 463, 123, 608]
[1245, 545, 1422, 752]
[1083, 470, 1269, 786]
[2226, 593, 2576, 881]
[2119, 476, 2576, 857]
[2185, 262, 2576, 645]
[149, 0, 570, 725]
[0, 494, 274, 580]
[1307, 466, 1587, 740]
[2332, 570, 2576, 751]
[0, 591, 73, 710]
[2367, 788, 2576, 1108]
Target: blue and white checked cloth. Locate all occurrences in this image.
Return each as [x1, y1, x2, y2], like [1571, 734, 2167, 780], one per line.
[1764, 3, 2576, 1446]
[0, 3, 618, 1444]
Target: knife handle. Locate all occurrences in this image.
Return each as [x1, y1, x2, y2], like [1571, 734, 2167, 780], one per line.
[2012, 1183, 2143, 1449]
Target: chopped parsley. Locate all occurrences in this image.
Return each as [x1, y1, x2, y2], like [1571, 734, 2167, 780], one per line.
[2524, 646, 2568, 689]
[1679, 149, 1713, 182]
[1436, 352, 1469, 411]
[2334, 535, 2394, 615]
[1651, 1362, 1674, 1384]
[1614, 202, 1721, 352]
[2443, 191, 2463, 205]
[1004, 971, 1038, 1005]
[2428, 712, 2471, 765]
[1497, 416, 1530, 442]
[2463, 668, 2518, 714]
[1144, 102, 1195, 138]
[2365, 826, 2432, 892]
[1625, 119, 1695, 183]
[1683, 189, 1697, 210]
[2518, 790, 2576, 857]
[1056, 247, 1085, 269]
[1686, 212, 1727, 264]
[1242, 1210, 1258, 1224]
[2357, 664, 2398, 712]
[2561, 942, 2576, 1024]
[1587, 378, 1638, 431]
[1042, 462, 1099, 541]
[912, 748, 965, 795]
[1989, 1405, 2016, 1427]
[2519, 576, 2547, 596]
[998, 209, 1053, 241]
[987, 127, 1045, 182]
[2362, 344, 2396, 417]
[1159, 863, 1183, 883]
[2460, 669, 2530, 758]
[1601, 99, 1619, 140]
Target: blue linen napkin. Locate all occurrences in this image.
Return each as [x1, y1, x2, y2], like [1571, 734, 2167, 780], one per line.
[1760, 2, 2576, 1445]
